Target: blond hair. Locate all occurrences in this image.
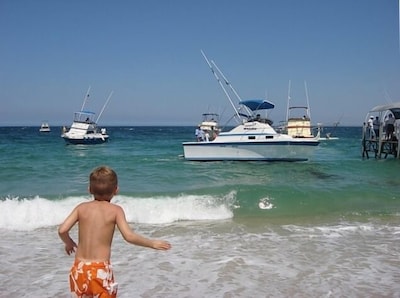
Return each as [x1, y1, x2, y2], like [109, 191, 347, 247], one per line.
[89, 166, 118, 199]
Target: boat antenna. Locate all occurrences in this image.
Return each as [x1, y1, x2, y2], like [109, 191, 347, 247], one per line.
[96, 91, 113, 123]
[80, 86, 91, 111]
[200, 50, 241, 122]
[304, 80, 311, 119]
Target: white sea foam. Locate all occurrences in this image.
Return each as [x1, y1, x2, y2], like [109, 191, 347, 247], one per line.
[2, 220, 399, 297]
[258, 196, 274, 209]
[0, 193, 235, 231]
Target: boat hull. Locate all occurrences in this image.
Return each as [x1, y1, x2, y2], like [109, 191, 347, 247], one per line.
[62, 134, 109, 145]
[182, 140, 319, 161]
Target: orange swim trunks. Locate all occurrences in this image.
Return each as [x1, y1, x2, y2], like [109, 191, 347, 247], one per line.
[69, 260, 118, 298]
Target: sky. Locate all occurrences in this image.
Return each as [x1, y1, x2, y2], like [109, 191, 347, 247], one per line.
[1, 0, 399, 127]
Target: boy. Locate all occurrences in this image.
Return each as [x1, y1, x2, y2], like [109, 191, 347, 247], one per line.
[58, 166, 171, 297]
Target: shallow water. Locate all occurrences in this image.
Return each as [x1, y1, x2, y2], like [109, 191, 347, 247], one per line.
[0, 126, 399, 297]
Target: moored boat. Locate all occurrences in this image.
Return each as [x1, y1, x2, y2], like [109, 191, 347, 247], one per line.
[280, 80, 320, 139]
[61, 88, 112, 145]
[39, 122, 51, 132]
[196, 113, 221, 142]
[182, 52, 320, 161]
[183, 99, 319, 161]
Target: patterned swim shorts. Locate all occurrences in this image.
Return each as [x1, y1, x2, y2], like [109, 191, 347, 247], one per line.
[69, 260, 118, 297]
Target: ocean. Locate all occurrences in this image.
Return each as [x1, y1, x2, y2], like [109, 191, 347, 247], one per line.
[0, 126, 399, 298]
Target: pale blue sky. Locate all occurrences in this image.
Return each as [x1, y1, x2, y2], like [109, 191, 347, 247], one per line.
[1, 0, 399, 126]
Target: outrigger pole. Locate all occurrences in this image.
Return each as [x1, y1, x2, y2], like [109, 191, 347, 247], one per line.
[210, 60, 241, 102]
[80, 86, 91, 111]
[96, 91, 113, 123]
[210, 60, 252, 116]
[200, 50, 241, 122]
[286, 80, 291, 123]
[304, 80, 311, 119]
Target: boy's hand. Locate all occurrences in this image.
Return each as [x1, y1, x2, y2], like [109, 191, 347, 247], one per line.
[65, 240, 78, 255]
[152, 240, 171, 250]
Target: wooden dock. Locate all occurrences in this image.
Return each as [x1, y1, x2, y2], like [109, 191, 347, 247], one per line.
[361, 101, 400, 159]
[362, 136, 399, 159]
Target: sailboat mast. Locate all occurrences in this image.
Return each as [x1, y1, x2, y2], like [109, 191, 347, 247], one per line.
[80, 86, 91, 111]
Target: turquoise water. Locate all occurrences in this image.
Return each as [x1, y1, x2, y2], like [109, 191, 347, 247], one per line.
[0, 126, 399, 297]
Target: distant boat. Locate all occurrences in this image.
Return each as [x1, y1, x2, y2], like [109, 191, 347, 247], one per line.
[61, 87, 113, 145]
[39, 122, 51, 132]
[320, 121, 340, 141]
[280, 80, 320, 139]
[195, 113, 221, 142]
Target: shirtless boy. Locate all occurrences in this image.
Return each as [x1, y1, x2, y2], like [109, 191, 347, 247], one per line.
[58, 166, 171, 297]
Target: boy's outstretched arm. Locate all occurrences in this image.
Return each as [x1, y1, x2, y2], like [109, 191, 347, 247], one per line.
[116, 206, 171, 250]
[58, 207, 79, 255]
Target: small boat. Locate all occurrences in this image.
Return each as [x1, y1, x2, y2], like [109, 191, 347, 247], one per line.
[182, 52, 320, 161]
[39, 122, 51, 132]
[319, 121, 340, 141]
[61, 88, 113, 145]
[362, 102, 400, 159]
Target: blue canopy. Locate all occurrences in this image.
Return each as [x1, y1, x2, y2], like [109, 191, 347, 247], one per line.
[239, 99, 275, 111]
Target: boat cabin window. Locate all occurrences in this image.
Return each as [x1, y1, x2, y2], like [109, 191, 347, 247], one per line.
[248, 136, 256, 140]
[265, 135, 273, 139]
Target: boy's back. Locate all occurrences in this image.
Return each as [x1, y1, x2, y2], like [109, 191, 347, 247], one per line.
[75, 200, 120, 262]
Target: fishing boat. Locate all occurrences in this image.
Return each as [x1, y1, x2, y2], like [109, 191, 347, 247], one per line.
[281, 80, 320, 139]
[182, 51, 320, 161]
[183, 100, 320, 161]
[61, 87, 113, 145]
[196, 113, 221, 141]
[39, 122, 51, 132]
[362, 102, 400, 159]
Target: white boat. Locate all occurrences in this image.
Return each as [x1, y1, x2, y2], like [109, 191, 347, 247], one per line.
[281, 80, 320, 139]
[61, 88, 113, 145]
[197, 113, 221, 141]
[39, 122, 51, 132]
[183, 100, 319, 161]
[182, 52, 320, 161]
[319, 121, 340, 141]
